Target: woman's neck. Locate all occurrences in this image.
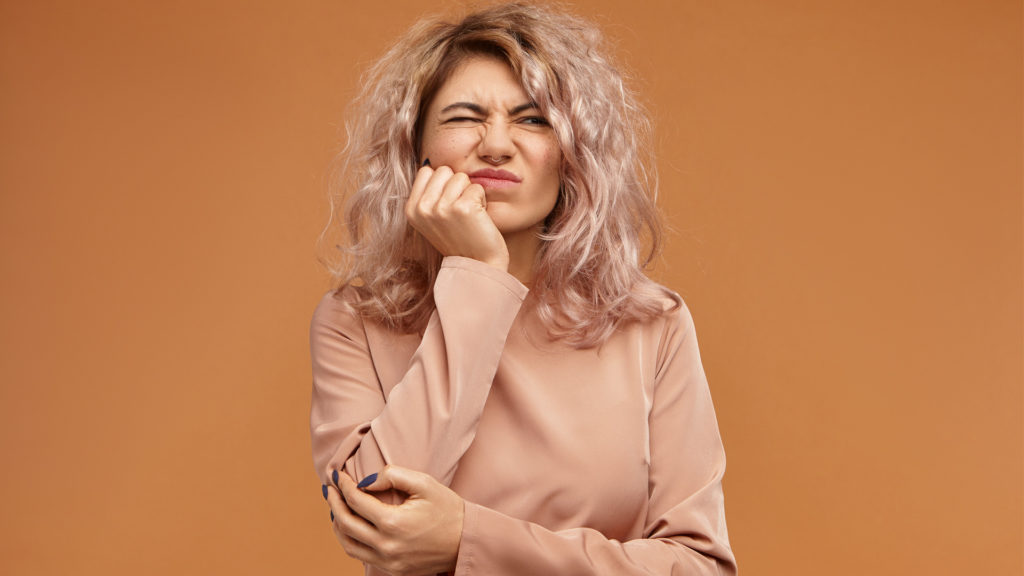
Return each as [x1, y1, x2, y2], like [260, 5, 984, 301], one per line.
[503, 227, 544, 287]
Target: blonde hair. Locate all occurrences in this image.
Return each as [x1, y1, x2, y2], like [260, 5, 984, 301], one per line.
[324, 2, 673, 348]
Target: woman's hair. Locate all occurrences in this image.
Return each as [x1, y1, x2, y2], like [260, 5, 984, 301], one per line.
[324, 1, 673, 348]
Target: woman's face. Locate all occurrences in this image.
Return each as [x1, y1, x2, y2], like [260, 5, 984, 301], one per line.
[419, 55, 561, 241]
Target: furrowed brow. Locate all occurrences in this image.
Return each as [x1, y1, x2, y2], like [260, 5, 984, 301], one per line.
[439, 102, 486, 115]
[509, 102, 539, 115]
[438, 102, 539, 115]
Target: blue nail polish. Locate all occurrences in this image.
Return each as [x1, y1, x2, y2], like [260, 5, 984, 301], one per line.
[422, 158, 430, 167]
[321, 484, 328, 500]
[357, 473, 378, 489]
[332, 469, 339, 486]
[330, 510, 334, 522]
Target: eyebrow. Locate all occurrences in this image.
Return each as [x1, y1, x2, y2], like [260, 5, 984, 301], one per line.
[439, 101, 540, 115]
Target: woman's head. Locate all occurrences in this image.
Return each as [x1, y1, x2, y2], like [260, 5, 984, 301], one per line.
[419, 53, 562, 246]
[330, 2, 669, 346]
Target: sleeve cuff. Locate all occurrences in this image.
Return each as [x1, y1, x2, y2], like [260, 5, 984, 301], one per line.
[453, 500, 481, 576]
[439, 256, 529, 301]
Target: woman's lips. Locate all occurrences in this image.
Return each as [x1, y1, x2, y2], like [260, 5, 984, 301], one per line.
[469, 168, 521, 190]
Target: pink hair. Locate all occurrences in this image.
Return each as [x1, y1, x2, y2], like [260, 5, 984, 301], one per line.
[322, 2, 674, 348]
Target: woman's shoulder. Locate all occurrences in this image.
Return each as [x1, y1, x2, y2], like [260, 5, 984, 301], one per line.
[628, 281, 699, 349]
[637, 280, 691, 325]
[310, 285, 374, 343]
[313, 284, 361, 317]
[622, 282, 705, 380]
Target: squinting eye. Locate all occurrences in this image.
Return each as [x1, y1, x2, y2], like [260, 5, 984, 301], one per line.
[444, 116, 482, 123]
[520, 116, 550, 126]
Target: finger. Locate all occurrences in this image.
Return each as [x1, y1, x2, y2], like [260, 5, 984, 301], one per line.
[436, 171, 472, 211]
[450, 182, 488, 213]
[363, 464, 433, 498]
[406, 164, 435, 208]
[339, 470, 393, 526]
[331, 519, 381, 566]
[325, 482, 352, 522]
[416, 165, 454, 212]
[327, 484, 382, 546]
[326, 480, 366, 526]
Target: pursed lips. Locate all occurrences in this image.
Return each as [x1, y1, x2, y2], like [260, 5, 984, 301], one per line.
[469, 168, 521, 191]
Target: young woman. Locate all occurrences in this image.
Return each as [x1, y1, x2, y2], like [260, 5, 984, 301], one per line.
[311, 4, 737, 574]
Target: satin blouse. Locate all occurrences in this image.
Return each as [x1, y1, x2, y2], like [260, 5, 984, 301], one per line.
[310, 256, 736, 575]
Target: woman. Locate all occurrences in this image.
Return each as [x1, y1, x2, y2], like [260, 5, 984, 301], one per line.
[311, 3, 737, 575]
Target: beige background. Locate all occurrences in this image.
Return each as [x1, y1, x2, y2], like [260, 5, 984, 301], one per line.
[1, 1, 1021, 574]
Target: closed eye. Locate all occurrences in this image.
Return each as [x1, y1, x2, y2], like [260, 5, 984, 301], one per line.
[518, 116, 550, 126]
[443, 116, 483, 124]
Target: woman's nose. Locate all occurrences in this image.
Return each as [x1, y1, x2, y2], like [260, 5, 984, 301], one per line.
[476, 122, 515, 163]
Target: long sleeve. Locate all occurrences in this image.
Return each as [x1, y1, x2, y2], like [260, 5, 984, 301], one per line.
[452, 301, 737, 575]
[309, 256, 528, 486]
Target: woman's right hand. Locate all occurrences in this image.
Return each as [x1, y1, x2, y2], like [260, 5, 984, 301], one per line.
[328, 466, 465, 576]
[405, 164, 510, 272]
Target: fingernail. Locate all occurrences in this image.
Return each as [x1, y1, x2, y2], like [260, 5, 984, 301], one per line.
[357, 473, 378, 489]
[422, 158, 430, 167]
[332, 469, 339, 486]
[321, 484, 328, 500]
[330, 510, 334, 522]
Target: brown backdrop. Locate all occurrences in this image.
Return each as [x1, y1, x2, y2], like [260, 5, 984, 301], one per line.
[1, 1, 1020, 574]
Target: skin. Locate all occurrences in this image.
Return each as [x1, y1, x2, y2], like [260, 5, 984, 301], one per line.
[407, 54, 562, 285]
[327, 468, 465, 575]
[328, 56, 563, 574]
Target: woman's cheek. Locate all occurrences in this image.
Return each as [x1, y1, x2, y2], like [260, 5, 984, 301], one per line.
[441, 132, 476, 163]
[539, 134, 562, 168]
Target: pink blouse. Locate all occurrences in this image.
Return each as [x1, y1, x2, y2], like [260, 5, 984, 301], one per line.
[310, 256, 737, 574]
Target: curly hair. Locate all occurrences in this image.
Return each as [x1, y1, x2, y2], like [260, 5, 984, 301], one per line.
[322, 1, 674, 348]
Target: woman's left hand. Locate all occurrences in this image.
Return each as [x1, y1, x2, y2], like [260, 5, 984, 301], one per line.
[327, 465, 465, 576]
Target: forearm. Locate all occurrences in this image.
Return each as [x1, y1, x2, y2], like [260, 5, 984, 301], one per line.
[455, 502, 736, 576]
[341, 293, 520, 484]
[311, 256, 529, 485]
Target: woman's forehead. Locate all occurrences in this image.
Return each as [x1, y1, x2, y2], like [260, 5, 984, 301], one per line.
[430, 56, 532, 110]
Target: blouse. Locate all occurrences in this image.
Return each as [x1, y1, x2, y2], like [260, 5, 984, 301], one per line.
[310, 256, 737, 575]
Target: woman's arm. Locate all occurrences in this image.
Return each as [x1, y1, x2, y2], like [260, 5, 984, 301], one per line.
[310, 256, 528, 487]
[330, 300, 736, 575]
[451, 301, 736, 574]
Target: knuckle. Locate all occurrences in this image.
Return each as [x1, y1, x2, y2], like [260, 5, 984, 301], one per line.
[334, 514, 353, 533]
[389, 559, 411, 575]
[379, 539, 401, 559]
[378, 511, 401, 533]
[339, 539, 368, 564]
[412, 205, 431, 221]
[453, 201, 475, 216]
